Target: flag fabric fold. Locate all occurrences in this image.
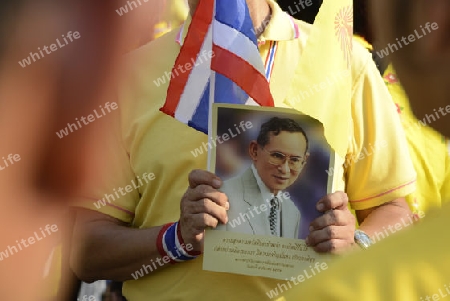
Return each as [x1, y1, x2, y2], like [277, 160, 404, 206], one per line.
[160, 0, 274, 134]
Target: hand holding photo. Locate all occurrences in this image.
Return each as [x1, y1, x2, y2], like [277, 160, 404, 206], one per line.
[203, 104, 335, 280]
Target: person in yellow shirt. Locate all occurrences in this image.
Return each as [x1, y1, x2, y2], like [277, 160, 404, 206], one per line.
[70, 0, 417, 300]
[381, 64, 450, 215]
[353, 0, 450, 216]
[281, 0, 450, 299]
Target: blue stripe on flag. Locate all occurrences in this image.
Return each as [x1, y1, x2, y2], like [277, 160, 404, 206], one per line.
[189, 74, 249, 133]
[214, 73, 249, 104]
[189, 81, 211, 133]
[215, 0, 257, 46]
[186, 0, 265, 134]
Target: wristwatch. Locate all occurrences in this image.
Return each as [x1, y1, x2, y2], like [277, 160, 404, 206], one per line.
[354, 229, 373, 250]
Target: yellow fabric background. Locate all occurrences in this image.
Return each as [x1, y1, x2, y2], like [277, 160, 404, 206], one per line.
[281, 204, 450, 301]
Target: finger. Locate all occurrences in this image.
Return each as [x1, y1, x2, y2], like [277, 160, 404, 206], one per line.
[309, 210, 352, 230]
[189, 212, 221, 229]
[306, 226, 346, 246]
[188, 198, 228, 224]
[188, 169, 222, 189]
[186, 185, 229, 208]
[312, 239, 350, 254]
[316, 191, 348, 212]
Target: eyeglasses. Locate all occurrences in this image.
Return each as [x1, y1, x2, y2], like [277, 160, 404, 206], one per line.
[260, 146, 305, 171]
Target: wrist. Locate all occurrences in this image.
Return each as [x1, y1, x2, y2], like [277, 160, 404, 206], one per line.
[156, 221, 201, 264]
[354, 229, 373, 250]
[176, 221, 202, 256]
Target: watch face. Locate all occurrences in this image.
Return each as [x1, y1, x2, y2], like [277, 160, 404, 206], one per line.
[355, 230, 372, 249]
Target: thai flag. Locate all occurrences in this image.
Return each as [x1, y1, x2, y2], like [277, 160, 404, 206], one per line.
[160, 0, 274, 134]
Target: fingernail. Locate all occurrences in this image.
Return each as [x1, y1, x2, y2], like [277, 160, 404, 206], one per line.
[225, 202, 230, 210]
[317, 203, 324, 211]
[212, 178, 221, 187]
[305, 236, 310, 245]
[309, 226, 314, 232]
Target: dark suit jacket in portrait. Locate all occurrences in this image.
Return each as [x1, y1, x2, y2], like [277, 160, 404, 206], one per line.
[216, 168, 300, 239]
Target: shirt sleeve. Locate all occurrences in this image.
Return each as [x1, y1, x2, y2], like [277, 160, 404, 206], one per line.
[69, 100, 139, 224]
[345, 42, 417, 211]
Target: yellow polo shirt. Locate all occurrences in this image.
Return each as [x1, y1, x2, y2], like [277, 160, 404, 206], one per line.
[354, 35, 450, 215]
[281, 203, 450, 301]
[382, 65, 450, 214]
[72, 1, 416, 300]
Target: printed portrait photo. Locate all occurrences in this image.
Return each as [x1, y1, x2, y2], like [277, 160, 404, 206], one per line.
[211, 104, 334, 239]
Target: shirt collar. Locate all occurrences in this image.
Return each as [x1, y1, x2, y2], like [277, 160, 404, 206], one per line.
[251, 164, 282, 203]
[258, 0, 300, 44]
[176, 0, 299, 47]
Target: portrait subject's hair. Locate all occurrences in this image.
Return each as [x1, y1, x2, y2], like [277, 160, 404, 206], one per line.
[257, 117, 309, 151]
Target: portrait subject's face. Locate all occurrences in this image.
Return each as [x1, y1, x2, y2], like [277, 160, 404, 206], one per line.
[251, 131, 308, 194]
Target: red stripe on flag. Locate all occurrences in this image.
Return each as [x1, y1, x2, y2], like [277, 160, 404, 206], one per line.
[212, 45, 274, 107]
[160, 0, 214, 116]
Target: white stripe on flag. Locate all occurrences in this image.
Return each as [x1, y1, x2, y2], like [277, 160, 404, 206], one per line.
[212, 20, 265, 75]
[245, 97, 259, 106]
[175, 25, 214, 124]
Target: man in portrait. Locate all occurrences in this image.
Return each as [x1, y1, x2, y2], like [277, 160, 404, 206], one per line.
[216, 117, 309, 238]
